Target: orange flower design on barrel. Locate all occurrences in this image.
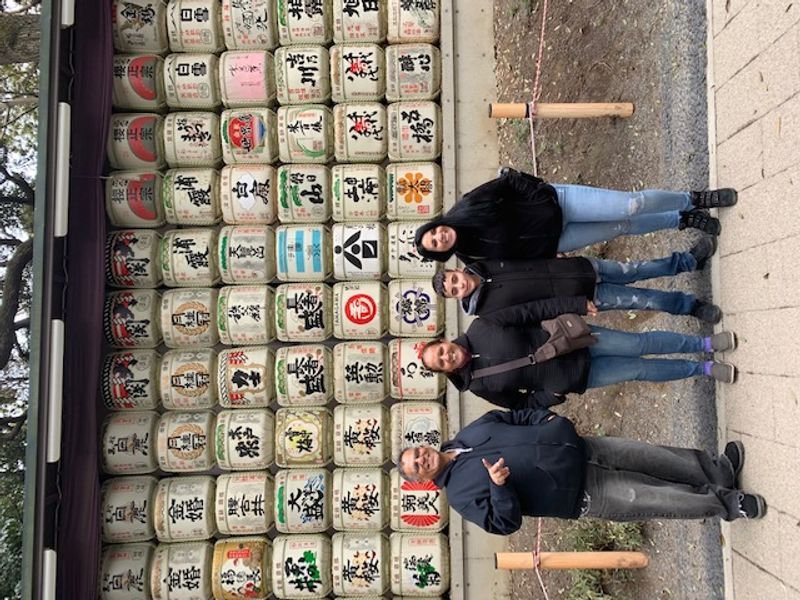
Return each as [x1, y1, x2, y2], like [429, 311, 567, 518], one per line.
[397, 171, 433, 204]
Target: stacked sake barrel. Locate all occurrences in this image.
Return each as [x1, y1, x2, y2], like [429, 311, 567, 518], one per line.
[101, 1, 451, 599]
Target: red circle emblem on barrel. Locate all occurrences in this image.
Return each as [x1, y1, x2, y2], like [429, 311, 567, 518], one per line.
[345, 294, 377, 325]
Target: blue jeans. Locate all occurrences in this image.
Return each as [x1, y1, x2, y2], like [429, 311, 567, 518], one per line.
[586, 326, 705, 389]
[554, 184, 693, 252]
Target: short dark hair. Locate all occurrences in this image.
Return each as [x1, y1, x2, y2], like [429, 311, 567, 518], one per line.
[431, 270, 446, 297]
[397, 447, 417, 481]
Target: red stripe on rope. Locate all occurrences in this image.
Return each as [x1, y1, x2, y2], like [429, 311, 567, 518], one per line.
[528, 0, 549, 177]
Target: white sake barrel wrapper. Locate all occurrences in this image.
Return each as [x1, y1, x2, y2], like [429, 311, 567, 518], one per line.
[333, 281, 387, 340]
[163, 111, 222, 168]
[388, 278, 443, 337]
[107, 229, 163, 289]
[104, 290, 163, 349]
[272, 534, 332, 599]
[274, 45, 331, 105]
[331, 163, 385, 221]
[390, 467, 448, 532]
[161, 228, 220, 287]
[161, 287, 220, 348]
[385, 43, 441, 102]
[274, 407, 333, 468]
[166, 0, 225, 53]
[106, 170, 166, 228]
[217, 285, 276, 345]
[332, 532, 390, 596]
[332, 223, 386, 280]
[277, 0, 333, 45]
[163, 168, 221, 225]
[215, 409, 275, 470]
[333, 102, 388, 162]
[218, 225, 276, 284]
[333, 0, 386, 42]
[159, 348, 217, 410]
[103, 349, 161, 411]
[102, 411, 160, 475]
[163, 53, 221, 109]
[100, 542, 156, 600]
[387, 0, 440, 43]
[109, 114, 166, 170]
[113, 54, 167, 111]
[275, 344, 333, 406]
[102, 476, 158, 543]
[390, 533, 449, 597]
[386, 162, 442, 220]
[277, 164, 331, 223]
[330, 43, 385, 102]
[212, 537, 272, 600]
[220, 164, 278, 224]
[275, 225, 332, 281]
[387, 101, 442, 161]
[390, 402, 447, 463]
[277, 105, 334, 164]
[219, 50, 277, 108]
[112, 0, 169, 53]
[331, 468, 389, 531]
[150, 541, 214, 600]
[222, 0, 278, 50]
[217, 346, 276, 408]
[275, 283, 333, 342]
[388, 338, 444, 400]
[333, 341, 387, 403]
[274, 469, 331, 533]
[154, 476, 217, 542]
[387, 221, 436, 278]
[333, 404, 389, 467]
[221, 108, 279, 164]
[156, 410, 216, 472]
[216, 471, 275, 535]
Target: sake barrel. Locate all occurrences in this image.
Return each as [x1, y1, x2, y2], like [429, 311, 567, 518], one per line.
[150, 541, 214, 600]
[332, 532, 390, 596]
[156, 410, 216, 472]
[333, 281, 387, 340]
[271, 534, 332, 599]
[387, 0, 440, 43]
[390, 533, 449, 596]
[385, 43, 441, 102]
[387, 101, 442, 161]
[100, 542, 155, 600]
[215, 409, 275, 470]
[274, 283, 333, 342]
[386, 162, 442, 220]
[106, 171, 166, 228]
[163, 111, 222, 168]
[220, 164, 278, 224]
[274, 45, 331, 105]
[331, 468, 389, 531]
[276, 164, 331, 223]
[332, 223, 386, 280]
[112, 0, 169, 53]
[331, 164, 385, 221]
[333, 341, 388, 403]
[160, 288, 220, 348]
[104, 290, 163, 349]
[390, 467, 448, 532]
[166, 0, 225, 53]
[217, 346, 276, 408]
[277, 105, 334, 164]
[163, 53, 221, 109]
[221, 108, 279, 164]
[216, 471, 275, 535]
[102, 349, 161, 411]
[154, 476, 217, 542]
[161, 228, 220, 287]
[217, 285, 276, 345]
[162, 168, 221, 225]
[333, 404, 389, 467]
[274, 407, 333, 468]
[159, 348, 217, 410]
[218, 225, 276, 284]
[219, 51, 277, 107]
[273, 469, 331, 533]
[275, 225, 333, 281]
[222, 0, 278, 50]
[113, 54, 167, 111]
[390, 402, 447, 463]
[388, 278, 443, 337]
[101, 475, 158, 543]
[330, 43, 385, 102]
[389, 339, 443, 400]
[108, 114, 166, 170]
[333, 102, 388, 162]
[275, 344, 333, 406]
[107, 229, 163, 289]
[276, 0, 333, 45]
[101, 411, 160, 475]
[387, 221, 436, 278]
[212, 537, 272, 600]
[333, 0, 386, 42]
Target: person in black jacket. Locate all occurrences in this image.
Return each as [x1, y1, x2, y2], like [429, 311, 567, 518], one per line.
[397, 408, 765, 535]
[414, 167, 737, 264]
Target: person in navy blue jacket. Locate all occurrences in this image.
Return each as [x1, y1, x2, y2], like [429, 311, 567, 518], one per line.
[397, 408, 765, 535]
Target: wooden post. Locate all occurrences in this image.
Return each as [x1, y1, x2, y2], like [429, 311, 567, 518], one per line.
[495, 551, 649, 571]
[489, 102, 635, 119]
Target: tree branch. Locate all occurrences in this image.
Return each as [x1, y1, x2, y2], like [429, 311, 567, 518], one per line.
[0, 238, 32, 369]
[0, 412, 26, 441]
[0, 164, 34, 204]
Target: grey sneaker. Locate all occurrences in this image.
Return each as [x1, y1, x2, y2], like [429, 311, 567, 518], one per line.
[711, 362, 737, 383]
[691, 301, 722, 324]
[710, 331, 737, 352]
[737, 493, 767, 519]
[724, 440, 745, 482]
[690, 236, 718, 270]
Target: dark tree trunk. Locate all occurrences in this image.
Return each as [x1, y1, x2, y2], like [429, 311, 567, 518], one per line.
[0, 14, 40, 65]
[0, 238, 33, 369]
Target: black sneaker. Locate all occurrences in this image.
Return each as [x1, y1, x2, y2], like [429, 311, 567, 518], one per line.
[737, 493, 767, 519]
[692, 188, 738, 208]
[724, 440, 745, 483]
[680, 209, 722, 235]
[690, 236, 718, 270]
[691, 301, 722, 324]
